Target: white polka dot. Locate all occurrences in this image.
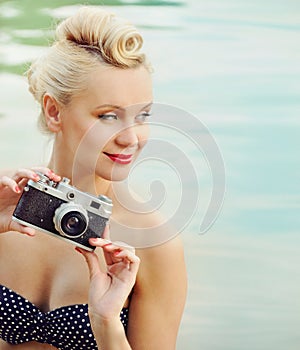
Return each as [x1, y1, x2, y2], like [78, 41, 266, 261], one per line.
[1, 285, 128, 349]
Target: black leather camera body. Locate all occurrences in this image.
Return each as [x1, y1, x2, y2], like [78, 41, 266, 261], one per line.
[12, 173, 112, 251]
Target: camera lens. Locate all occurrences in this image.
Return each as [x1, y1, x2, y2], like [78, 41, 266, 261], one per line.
[61, 211, 87, 237]
[54, 203, 88, 238]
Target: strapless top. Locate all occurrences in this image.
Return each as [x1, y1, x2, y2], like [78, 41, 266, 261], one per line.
[0, 285, 128, 349]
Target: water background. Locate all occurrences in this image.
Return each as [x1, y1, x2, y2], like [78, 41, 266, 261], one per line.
[1, 1, 300, 349]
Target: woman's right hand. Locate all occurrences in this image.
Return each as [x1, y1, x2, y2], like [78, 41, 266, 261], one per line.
[0, 167, 61, 235]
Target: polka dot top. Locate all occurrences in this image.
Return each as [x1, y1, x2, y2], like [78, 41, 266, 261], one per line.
[0, 285, 129, 349]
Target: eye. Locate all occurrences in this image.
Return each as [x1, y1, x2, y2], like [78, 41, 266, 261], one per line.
[135, 111, 152, 123]
[98, 113, 118, 121]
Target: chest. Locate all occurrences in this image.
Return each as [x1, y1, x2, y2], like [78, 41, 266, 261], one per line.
[0, 231, 104, 312]
[0, 339, 54, 349]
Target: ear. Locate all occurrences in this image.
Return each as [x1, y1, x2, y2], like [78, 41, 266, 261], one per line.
[43, 93, 62, 133]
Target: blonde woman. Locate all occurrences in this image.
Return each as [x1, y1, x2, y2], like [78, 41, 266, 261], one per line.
[0, 6, 187, 350]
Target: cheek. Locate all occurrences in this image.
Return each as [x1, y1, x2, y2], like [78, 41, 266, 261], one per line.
[61, 113, 93, 150]
[71, 122, 116, 170]
[138, 124, 150, 147]
[76, 121, 117, 151]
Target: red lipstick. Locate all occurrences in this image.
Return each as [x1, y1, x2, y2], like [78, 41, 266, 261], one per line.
[104, 152, 133, 164]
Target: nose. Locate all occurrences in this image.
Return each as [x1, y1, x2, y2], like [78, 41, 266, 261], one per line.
[115, 124, 139, 148]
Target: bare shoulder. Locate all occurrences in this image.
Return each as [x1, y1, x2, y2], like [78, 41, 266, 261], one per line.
[136, 234, 186, 288]
[109, 183, 180, 248]
[125, 215, 187, 348]
[109, 181, 187, 290]
[110, 182, 187, 281]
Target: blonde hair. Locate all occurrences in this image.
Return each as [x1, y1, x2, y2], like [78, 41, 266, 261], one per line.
[27, 6, 151, 134]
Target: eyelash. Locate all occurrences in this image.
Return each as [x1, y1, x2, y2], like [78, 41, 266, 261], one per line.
[98, 114, 118, 121]
[135, 112, 152, 122]
[98, 112, 152, 122]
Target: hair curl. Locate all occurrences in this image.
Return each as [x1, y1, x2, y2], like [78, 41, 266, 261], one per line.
[27, 6, 151, 134]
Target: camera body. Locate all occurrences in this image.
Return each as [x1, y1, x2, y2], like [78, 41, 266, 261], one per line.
[12, 173, 112, 251]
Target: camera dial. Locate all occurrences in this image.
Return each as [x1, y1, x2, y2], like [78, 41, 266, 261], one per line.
[98, 194, 112, 204]
[35, 172, 50, 184]
[62, 177, 70, 185]
[54, 203, 89, 238]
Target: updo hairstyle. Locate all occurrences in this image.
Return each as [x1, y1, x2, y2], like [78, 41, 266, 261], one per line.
[27, 6, 151, 134]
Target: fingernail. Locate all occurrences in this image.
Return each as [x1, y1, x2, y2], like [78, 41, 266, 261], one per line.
[15, 186, 21, 193]
[113, 249, 122, 255]
[101, 239, 113, 247]
[33, 174, 40, 180]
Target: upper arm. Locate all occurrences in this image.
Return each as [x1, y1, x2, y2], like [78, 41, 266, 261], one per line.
[127, 236, 187, 349]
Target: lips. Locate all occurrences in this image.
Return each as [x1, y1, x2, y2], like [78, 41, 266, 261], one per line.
[103, 152, 133, 164]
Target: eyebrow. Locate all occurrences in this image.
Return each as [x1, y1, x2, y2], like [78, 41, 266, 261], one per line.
[95, 102, 153, 112]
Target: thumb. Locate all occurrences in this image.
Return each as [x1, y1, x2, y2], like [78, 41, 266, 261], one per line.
[102, 223, 110, 240]
[76, 248, 101, 280]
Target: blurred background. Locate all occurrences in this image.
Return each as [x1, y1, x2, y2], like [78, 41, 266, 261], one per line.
[1, 1, 300, 349]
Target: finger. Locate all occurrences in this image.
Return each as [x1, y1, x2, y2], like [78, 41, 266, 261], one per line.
[0, 176, 21, 193]
[102, 223, 110, 240]
[113, 241, 135, 254]
[13, 167, 61, 183]
[101, 241, 136, 263]
[17, 178, 31, 190]
[0, 167, 59, 190]
[89, 238, 135, 253]
[9, 221, 35, 236]
[12, 168, 40, 183]
[114, 249, 140, 264]
[31, 167, 61, 182]
[108, 250, 140, 275]
[90, 224, 112, 265]
[89, 238, 137, 267]
[89, 238, 121, 266]
[128, 255, 140, 274]
[101, 240, 114, 266]
[0, 170, 38, 192]
[75, 248, 102, 280]
[21, 226, 36, 236]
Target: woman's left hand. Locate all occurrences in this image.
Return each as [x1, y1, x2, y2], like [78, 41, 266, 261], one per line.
[76, 225, 140, 321]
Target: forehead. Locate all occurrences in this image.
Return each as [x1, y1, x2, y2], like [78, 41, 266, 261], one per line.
[80, 64, 153, 108]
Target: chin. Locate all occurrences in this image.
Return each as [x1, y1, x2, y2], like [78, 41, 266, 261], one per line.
[95, 153, 140, 182]
[95, 165, 132, 182]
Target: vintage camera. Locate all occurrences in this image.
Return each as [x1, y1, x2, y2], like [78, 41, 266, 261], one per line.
[12, 173, 112, 251]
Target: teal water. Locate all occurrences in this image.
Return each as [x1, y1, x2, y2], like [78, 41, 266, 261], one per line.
[1, 1, 300, 349]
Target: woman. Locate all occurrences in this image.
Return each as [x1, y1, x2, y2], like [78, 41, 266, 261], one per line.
[0, 6, 187, 350]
